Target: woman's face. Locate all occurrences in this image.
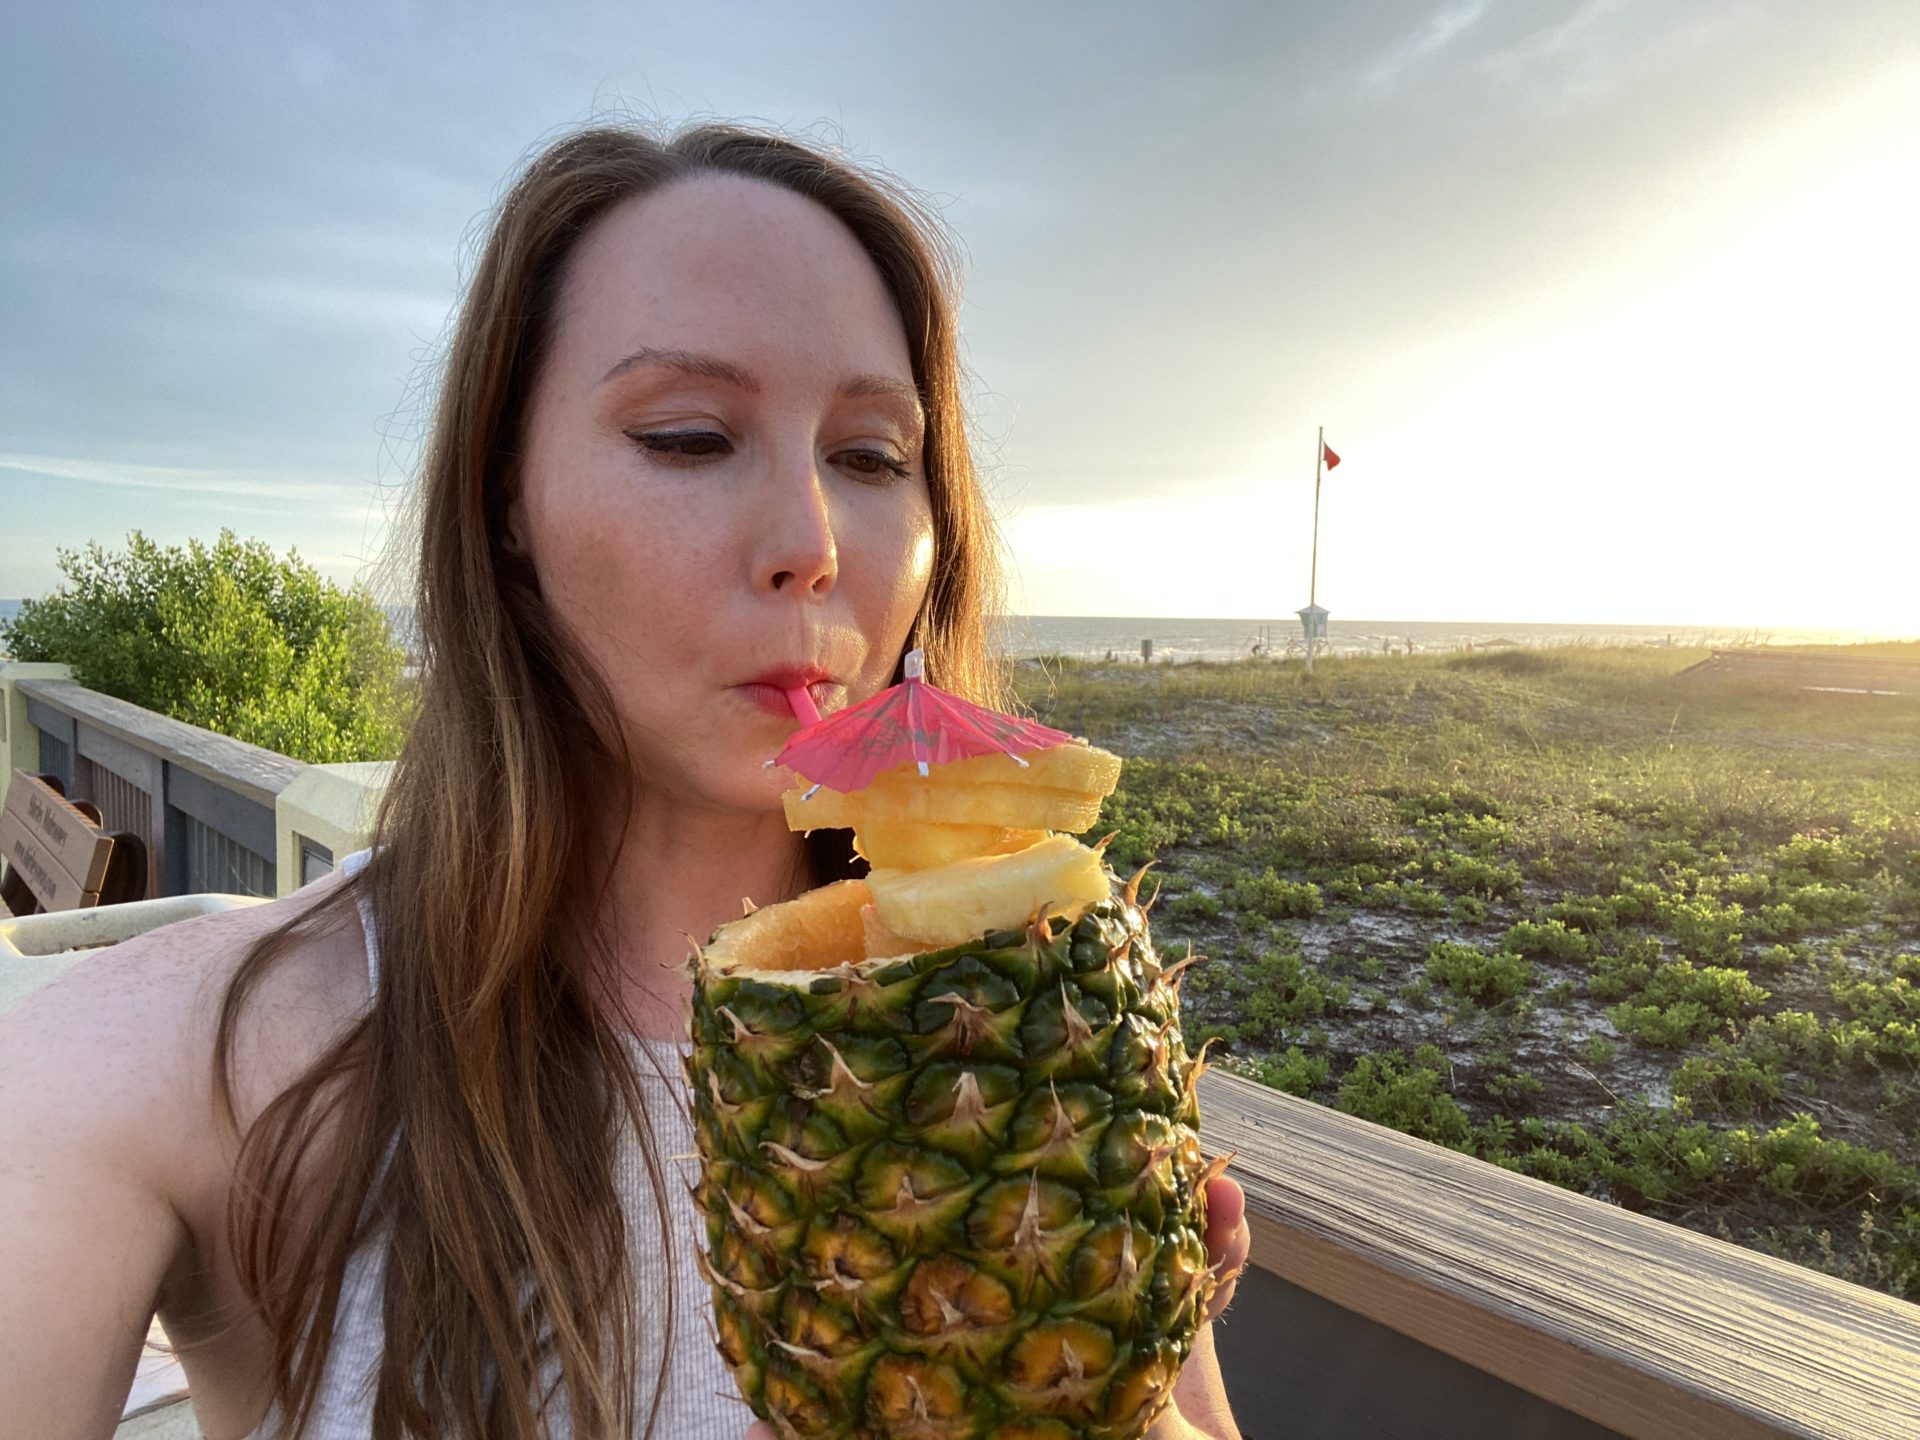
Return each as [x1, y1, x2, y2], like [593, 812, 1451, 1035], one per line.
[512, 174, 935, 815]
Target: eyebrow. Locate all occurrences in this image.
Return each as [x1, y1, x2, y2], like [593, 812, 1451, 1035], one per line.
[599, 346, 925, 421]
[600, 347, 758, 389]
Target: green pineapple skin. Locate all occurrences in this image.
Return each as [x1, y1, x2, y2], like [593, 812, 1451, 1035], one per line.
[685, 884, 1217, 1440]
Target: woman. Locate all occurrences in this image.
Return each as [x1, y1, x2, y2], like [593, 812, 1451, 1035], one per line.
[0, 123, 1248, 1438]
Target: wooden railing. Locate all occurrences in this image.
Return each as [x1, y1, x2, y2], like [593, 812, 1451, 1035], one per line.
[8, 675, 298, 899]
[1, 663, 392, 903]
[1198, 1070, 1920, 1439]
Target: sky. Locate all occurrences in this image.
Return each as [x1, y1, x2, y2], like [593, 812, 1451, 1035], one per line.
[3, 1, 1916, 632]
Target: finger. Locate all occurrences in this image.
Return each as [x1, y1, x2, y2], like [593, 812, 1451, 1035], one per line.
[1203, 1174, 1245, 1248]
[745, 1424, 779, 1439]
[1202, 1176, 1251, 1323]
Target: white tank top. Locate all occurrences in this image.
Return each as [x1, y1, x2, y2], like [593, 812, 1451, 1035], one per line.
[245, 850, 752, 1438]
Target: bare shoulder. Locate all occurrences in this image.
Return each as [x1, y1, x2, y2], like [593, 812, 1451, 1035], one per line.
[0, 868, 374, 1204]
[0, 871, 374, 1432]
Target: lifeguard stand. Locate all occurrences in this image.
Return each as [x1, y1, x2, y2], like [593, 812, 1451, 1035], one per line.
[1297, 603, 1329, 670]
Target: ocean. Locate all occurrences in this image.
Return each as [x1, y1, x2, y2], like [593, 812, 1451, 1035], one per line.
[996, 616, 1895, 664]
[1, 598, 1892, 667]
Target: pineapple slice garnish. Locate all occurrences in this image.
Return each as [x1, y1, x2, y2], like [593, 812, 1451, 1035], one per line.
[852, 822, 1046, 870]
[770, 739, 1122, 962]
[785, 780, 1103, 835]
[865, 835, 1112, 950]
[859, 903, 933, 959]
[784, 741, 1121, 864]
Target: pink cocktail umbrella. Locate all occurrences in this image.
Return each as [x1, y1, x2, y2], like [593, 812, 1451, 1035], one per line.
[767, 648, 1075, 798]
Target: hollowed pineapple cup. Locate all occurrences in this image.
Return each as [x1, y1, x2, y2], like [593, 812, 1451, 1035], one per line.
[685, 871, 1226, 1440]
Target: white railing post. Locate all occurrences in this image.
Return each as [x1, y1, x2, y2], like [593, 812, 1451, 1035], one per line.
[274, 761, 393, 895]
[0, 662, 74, 810]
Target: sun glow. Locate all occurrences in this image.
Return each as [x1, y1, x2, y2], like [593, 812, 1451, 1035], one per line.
[1002, 73, 1919, 634]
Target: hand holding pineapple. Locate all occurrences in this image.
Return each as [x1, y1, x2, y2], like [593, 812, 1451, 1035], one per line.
[689, 731, 1247, 1439]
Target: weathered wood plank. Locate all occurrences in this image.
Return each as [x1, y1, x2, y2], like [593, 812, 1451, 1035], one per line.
[0, 772, 108, 910]
[1197, 1069, 1920, 1440]
[18, 679, 301, 809]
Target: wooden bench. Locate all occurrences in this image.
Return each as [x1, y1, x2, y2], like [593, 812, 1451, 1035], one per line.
[0, 769, 148, 916]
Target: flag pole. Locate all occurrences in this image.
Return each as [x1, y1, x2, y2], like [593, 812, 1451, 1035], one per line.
[1306, 424, 1324, 674]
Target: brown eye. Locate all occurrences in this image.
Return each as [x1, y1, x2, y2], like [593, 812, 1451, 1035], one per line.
[834, 448, 910, 481]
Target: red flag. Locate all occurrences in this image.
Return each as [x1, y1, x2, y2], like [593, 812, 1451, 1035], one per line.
[1323, 441, 1341, 470]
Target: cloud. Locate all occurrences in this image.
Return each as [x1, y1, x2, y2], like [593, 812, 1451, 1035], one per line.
[0, 452, 376, 513]
[1365, 0, 1494, 91]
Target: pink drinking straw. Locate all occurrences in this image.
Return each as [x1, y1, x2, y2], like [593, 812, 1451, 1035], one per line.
[784, 686, 822, 726]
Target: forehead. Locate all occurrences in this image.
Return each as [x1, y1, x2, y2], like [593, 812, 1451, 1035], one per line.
[553, 173, 912, 381]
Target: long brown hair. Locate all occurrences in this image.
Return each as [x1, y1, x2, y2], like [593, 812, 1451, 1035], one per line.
[213, 122, 1009, 1438]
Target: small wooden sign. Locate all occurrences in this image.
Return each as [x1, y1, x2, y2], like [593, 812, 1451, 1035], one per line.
[0, 770, 111, 911]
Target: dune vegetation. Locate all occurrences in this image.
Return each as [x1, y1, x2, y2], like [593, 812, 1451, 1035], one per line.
[1015, 643, 1920, 1301]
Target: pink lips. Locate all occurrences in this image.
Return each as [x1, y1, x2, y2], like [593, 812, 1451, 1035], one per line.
[739, 667, 835, 720]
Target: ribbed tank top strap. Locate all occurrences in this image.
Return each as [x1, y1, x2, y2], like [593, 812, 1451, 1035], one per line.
[337, 848, 379, 998]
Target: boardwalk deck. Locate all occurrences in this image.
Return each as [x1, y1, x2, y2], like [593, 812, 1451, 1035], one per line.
[1680, 649, 1920, 696]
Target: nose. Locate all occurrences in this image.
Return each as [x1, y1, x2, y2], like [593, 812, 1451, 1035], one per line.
[756, 446, 839, 599]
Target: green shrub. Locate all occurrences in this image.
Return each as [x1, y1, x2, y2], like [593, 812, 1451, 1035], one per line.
[1769, 832, 1881, 887]
[1451, 894, 1492, 923]
[1607, 876, 1669, 924]
[1502, 919, 1594, 963]
[1824, 1018, 1920, 1066]
[1335, 1045, 1474, 1150]
[1430, 852, 1523, 898]
[1734, 1115, 1910, 1206]
[1742, 1010, 1828, 1064]
[1830, 958, 1920, 1028]
[1720, 870, 1777, 907]
[1541, 895, 1622, 934]
[1226, 869, 1324, 920]
[1607, 1000, 1722, 1047]
[1364, 879, 1451, 916]
[1427, 941, 1534, 1004]
[1486, 1069, 1546, 1107]
[1673, 1052, 1784, 1118]
[1662, 895, 1746, 965]
[1169, 890, 1222, 921]
[1782, 883, 1875, 932]
[1232, 1045, 1331, 1097]
[1200, 942, 1331, 1049]
[1639, 959, 1772, 1019]
[1754, 943, 1806, 970]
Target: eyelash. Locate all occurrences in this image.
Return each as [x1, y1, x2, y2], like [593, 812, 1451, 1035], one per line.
[627, 430, 911, 481]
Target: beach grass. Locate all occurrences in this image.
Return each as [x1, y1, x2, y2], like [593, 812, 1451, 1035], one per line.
[1014, 643, 1920, 1302]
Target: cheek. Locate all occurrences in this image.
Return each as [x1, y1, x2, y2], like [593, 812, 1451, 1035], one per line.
[861, 504, 936, 628]
[524, 455, 704, 663]
[904, 528, 935, 609]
